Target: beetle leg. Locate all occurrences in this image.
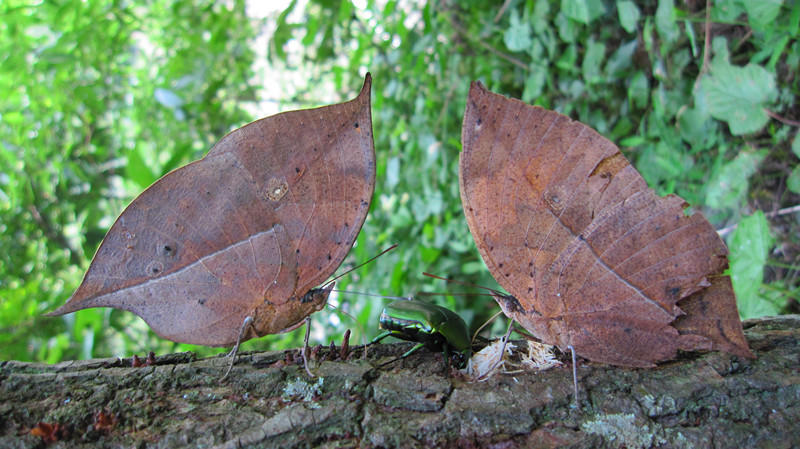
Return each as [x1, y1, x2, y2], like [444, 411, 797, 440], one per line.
[376, 342, 425, 368]
[370, 331, 393, 345]
[443, 343, 452, 376]
[400, 342, 425, 359]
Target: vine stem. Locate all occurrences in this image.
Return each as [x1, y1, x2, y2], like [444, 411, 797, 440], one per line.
[717, 205, 800, 238]
[765, 109, 800, 127]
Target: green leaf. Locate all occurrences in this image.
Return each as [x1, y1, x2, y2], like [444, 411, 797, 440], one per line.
[729, 211, 777, 319]
[792, 133, 800, 158]
[555, 44, 578, 71]
[701, 38, 778, 135]
[605, 39, 637, 77]
[386, 156, 400, 189]
[678, 107, 718, 151]
[504, 9, 532, 52]
[627, 71, 649, 109]
[616, 0, 641, 33]
[555, 11, 578, 43]
[713, 0, 746, 22]
[462, 260, 486, 275]
[705, 150, 765, 210]
[581, 40, 605, 83]
[787, 164, 800, 194]
[684, 18, 698, 57]
[561, 0, 605, 24]
[743, 0, 783, 30]
[522, 64, 547, 103]
[531, 1, 551, 33]
[655, 0, 679, 45]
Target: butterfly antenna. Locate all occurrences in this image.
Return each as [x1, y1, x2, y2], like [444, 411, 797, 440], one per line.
[471, 310, 505, 345]
[416, 291, 495, 299]
[331, 289, 412, 301]
[422, 272, 508, 297]
[329, 244, 398, 283]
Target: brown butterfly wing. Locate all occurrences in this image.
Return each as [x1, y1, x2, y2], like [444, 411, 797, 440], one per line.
[459, 82, 752, 367]
[48, 74, 375, 347]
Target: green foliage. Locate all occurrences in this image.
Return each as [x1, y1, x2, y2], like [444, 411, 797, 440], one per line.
[1, 0, 798, 363]
[790, 135, 800, 194]
[706, 151, 766, 211]
[701, 37, 777, 135]
[0, 0, 258, 362]
[729, 212, 781, 319]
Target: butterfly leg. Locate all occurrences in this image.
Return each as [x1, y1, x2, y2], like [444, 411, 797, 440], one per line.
[221, 315, 254, 381]
[568, 345, 580, 410]
[302, 316, 316, 378]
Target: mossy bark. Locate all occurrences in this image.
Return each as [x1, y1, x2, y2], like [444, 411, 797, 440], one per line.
[2, 316, 799, 448]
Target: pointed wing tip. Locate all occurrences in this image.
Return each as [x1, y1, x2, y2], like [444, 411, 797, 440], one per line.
[359, 73, 372, 97]
[44, 291, 93, 317]
[468, 80, 486, 97]
[43, 304, 72, 317]
[463, 81, 489, 126]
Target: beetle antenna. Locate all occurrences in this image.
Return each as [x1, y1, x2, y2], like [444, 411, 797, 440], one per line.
[329, 244, 398, 283]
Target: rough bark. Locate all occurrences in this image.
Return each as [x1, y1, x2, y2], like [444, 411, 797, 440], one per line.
[2, 315, 798, 448]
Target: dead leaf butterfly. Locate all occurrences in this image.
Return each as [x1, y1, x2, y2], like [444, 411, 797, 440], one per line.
[459, 81, 753, 367]
[48, 74, 375, 351]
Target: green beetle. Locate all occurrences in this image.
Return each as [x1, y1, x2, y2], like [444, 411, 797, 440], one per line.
[372, 299, 471, 368]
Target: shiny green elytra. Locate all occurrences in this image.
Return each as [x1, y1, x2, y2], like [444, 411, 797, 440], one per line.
[372, 299, 471, 368]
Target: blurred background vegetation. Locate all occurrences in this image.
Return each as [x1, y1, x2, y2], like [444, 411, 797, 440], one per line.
[1, 0, 798, 363]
